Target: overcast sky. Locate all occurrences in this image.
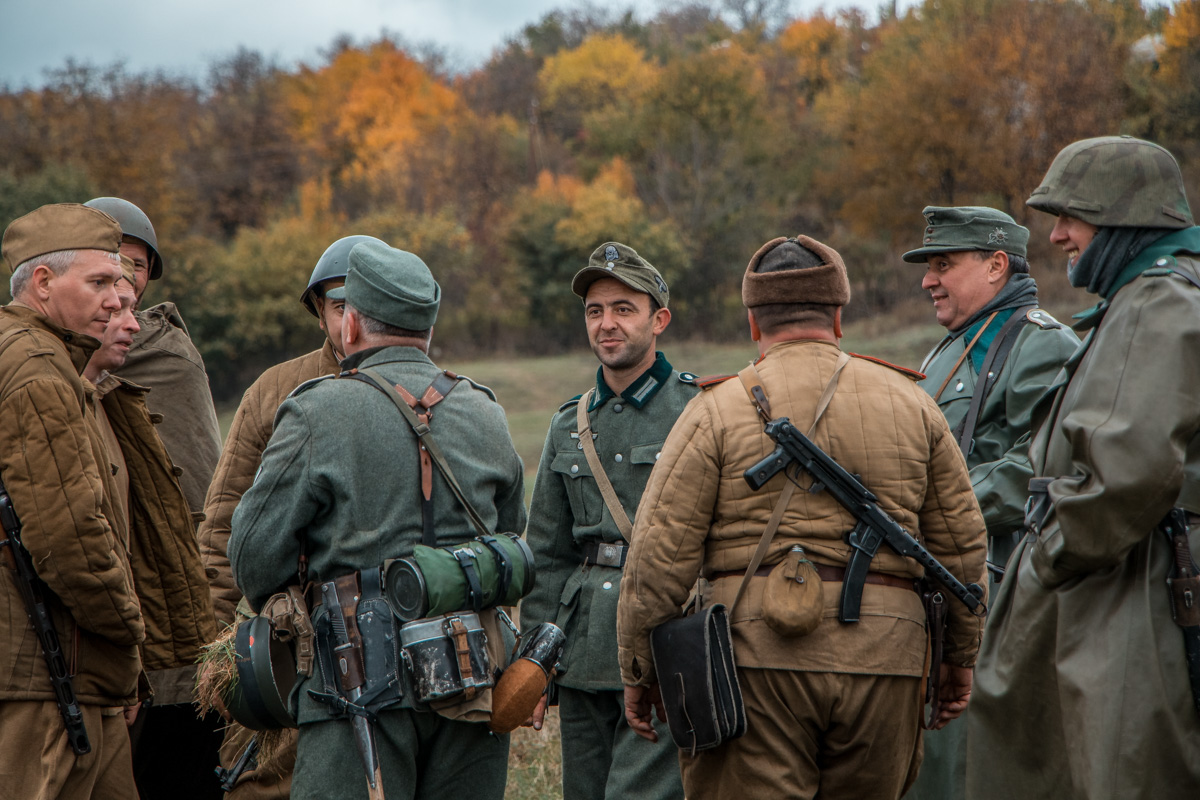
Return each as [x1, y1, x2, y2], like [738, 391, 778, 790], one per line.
[0, 0, 864, 89]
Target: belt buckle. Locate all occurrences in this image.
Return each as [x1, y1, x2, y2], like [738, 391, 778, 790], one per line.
[597, 543, 623, 568]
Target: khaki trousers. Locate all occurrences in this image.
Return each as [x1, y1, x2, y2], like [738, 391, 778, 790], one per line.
[680, 668, 923, 800]
[0, 700, 138, 800]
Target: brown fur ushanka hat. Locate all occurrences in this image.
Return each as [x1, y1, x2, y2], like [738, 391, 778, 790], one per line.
[742, 235, 851, 309]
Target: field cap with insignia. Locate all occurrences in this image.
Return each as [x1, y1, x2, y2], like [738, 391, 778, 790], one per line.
[341, 240, 440, 330]
[742, 235, 850, 308]
[902, 206, 1029, 263]
[571, 241, 670, 309]
[1026, 135, 1194, 229]
[2, 203, 122, 273]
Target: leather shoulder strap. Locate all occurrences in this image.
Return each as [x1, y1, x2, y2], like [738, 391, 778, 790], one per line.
[345, 367, 490, 539]
[729, 351, 851, 614]
[955, 306, 1034, 457]
[576, 389, 633, 541]
[931, 311, 997, 402]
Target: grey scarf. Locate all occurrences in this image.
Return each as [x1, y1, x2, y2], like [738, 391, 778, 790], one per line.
[951, 272, 1039, 336]
[1069, 227, 1172, 299]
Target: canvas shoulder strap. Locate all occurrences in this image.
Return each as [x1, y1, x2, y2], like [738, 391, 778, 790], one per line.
[576, 389, 634, 541]
[345, 367, 491, 543]
[729, 351, 851, 614]
[955, 305, 1035, 457]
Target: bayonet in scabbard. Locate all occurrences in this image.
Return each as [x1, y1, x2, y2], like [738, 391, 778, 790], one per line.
[321, 574, 385, 799]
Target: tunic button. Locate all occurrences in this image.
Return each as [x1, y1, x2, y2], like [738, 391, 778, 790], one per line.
[613, 404, 623, 413]
[655, 452, 661, 460]
[570, 464, 579, 474]
[955, 381, 964, 392]
[602, 581, 613, 590]
[614, 454, 623, 463]
[1155, 258, 1169, 266]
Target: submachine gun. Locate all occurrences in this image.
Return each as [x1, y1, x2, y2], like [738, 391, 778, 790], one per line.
[0, 477, 90, 754]
[744, 417, 986, 622]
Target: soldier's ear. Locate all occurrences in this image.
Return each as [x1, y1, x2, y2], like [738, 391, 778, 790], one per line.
[748, 310, 762, 342]
[833, 307, 843, 340]
[988, 251, 1010, 283]
[651, 306, 671, 336]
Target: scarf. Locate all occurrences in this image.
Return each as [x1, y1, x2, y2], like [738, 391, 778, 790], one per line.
[1069, 227, 1174, 300]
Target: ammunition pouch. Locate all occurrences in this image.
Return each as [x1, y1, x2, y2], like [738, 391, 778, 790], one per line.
[310, 568, 404, 721]
[399, 611, 496, 705]
[383, 533, 535, 622]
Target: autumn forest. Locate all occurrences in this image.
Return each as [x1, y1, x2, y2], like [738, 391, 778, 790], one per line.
[2, 0, 1197, 400]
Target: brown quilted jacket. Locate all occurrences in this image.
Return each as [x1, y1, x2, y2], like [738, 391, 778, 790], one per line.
[0, 305, 143, 705]
[96, 375, 217, 674]
[198, 342, 339, 624]
[618, 340, 988, 685]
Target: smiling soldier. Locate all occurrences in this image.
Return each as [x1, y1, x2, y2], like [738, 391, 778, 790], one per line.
[519, 242, 693, 800]
[902, 207, 1079, 800]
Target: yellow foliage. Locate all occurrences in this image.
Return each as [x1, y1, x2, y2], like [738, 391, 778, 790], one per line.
[554, 158, 645, 247]
[1163, 0, 1200, 51]
[285, 40, 465, 191]
[538, 34, 660, 117]
[532, 170, 584, 204]
[778, 13, 845, 105]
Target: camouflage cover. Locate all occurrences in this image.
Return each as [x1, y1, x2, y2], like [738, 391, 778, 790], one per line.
[1027, 136, 1194, 228]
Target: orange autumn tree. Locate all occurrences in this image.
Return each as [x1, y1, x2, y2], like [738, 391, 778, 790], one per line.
[285, 39, 466, 213]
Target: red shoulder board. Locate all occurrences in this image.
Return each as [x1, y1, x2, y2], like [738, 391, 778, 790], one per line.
[696, 374, 736, 390]
[848, 353, 925, 381]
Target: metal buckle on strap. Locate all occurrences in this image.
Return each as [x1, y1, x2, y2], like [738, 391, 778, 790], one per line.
[582, 541, 627, 569]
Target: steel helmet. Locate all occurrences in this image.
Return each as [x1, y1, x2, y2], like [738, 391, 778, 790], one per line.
[302, 234, 385, 317]
[1026, 136, 1194, 229]
[83, 197, 164, 279]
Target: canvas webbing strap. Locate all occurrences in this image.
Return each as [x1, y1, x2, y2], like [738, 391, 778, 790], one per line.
[576, 389, 634, 541]
[931, 311, 998, 402]
[955, 306, 1034, 457]
[729, 351, 850, 614]
[345, 367, 491, 543]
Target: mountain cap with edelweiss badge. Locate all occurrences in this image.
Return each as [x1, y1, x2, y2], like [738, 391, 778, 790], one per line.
[902, 206, 1030, 263]
[571, 241, 670, 309]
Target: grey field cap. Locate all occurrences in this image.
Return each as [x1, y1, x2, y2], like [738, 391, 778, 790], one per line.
[902, 206, 1030, 263]
[571, 241, 669, 309]
[343, 241, 440, 330]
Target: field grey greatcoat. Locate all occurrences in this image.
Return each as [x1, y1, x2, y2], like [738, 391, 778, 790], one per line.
[968, 230, 1200, 799]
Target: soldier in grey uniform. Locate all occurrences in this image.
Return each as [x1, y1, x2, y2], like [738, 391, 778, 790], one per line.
[901, 207, 1079, 800]
[969, 136, 1200, 799]
[230, 241, 526, 800]
[519, 242, 693, 800]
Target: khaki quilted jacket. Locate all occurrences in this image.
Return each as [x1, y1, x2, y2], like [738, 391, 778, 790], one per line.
[198, 342, 339, 624]
[0, 305, 143, 705]
[617, 339, 987, 686]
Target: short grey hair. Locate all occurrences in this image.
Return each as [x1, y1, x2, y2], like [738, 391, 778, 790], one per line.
[350, 305, 431, 341]
[10, 250, 121, 299]
[10, 250, 77, 299]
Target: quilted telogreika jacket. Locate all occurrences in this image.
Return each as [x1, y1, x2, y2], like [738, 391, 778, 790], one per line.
[0, 305, 143, 706]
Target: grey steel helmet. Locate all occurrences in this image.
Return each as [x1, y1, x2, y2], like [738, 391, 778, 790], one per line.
[83, 197, 164, 279]
[302, 234, 385, 317]
[1026, 136, 1194, 229]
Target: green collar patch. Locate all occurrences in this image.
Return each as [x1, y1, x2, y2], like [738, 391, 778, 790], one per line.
[1106, 226, 1200, 299]
[590, 351, 673, 410]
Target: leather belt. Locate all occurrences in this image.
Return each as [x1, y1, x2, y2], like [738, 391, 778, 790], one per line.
[581, 541, 627, 569]
[710, 563, 916, 592]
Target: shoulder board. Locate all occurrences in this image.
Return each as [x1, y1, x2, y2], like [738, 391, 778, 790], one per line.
[1024, 308, 1063, 330]
[677, 371, 699, 385]
[1143, 259, 1200, 291]
[456, 373, 497, 402]
[695, 374, 736, 390]
[558, 394, 583, 413]
[848, 353, 925, 381]
[288, 374, 336, 398]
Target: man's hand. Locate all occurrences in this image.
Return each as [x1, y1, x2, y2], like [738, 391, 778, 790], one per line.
[624, 684, 665, 742]
[123, 702, 141, 728]
[930, 664, 973, 730]
[523, 693, 548, 731]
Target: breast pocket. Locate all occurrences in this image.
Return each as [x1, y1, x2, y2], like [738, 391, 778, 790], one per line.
[629, 441, 665, 473]
[550, 451, 600, 526]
